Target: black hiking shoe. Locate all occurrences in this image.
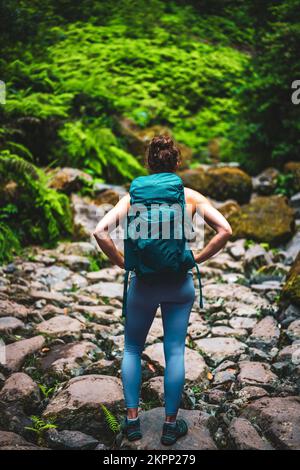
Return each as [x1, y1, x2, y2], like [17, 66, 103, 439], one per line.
[121, 417, 142, 441]
[161, 419, 188, 446]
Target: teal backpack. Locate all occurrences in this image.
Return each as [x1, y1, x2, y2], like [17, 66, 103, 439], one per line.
[122, 172, 203, 316]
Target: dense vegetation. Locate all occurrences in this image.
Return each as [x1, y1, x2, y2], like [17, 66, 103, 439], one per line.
[0, 0, 299, 262]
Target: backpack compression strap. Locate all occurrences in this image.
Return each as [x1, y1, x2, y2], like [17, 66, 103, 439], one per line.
[122, 270, 130, 317]
[194, 263, 204, 309]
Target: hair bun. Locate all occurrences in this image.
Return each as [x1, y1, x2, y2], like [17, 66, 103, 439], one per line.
[146, 135, 180, 173]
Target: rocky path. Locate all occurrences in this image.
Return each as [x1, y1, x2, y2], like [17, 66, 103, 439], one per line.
[0, 176, 300, 450]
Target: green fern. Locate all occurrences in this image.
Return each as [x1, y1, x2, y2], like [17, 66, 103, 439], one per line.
[0, 221, 21, 263]
[100, 404, 121, 433]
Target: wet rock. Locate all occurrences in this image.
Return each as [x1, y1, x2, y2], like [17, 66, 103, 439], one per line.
[243, 244, 273, 275]
[0, 316, 24, 333]
[282, 251, 300, 306]
[195, 337, 247, 366]
[0, 372, 40, 410]
[141, 377, 164, 405]
[36, 315, 84, 338]
[83, 281, 123, 299]
[0, 430, 40, 450]
[278, 341, 300, 364]
[248, 316, 280, 351]
[47, 167, 92, 194]
[238, 386, 269, 402]
[229, 316, 257, 330]
[39, 341, 99, 378]
[242, 396, 300, 449]
[120, 408, 217, 450]
[0, 335, 45, 372]
[43, 375, 124, 441]
[238, 361, 278, 388]
[0, 299, 29, 319]
[143, 343, 208, 383]
[211, 325, 247, 340]
[228, 417, 273, 450]
[252, 167, 279, 196]
[45, 428, 99, 450]
[228, 195, 295, 245]
[227, 239, 246, 260]
[286, 319, 300, 341]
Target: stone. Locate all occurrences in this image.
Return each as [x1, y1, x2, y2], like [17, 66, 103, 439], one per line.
[71, 193, 106, 241]
[286, 319, 300, 341]
[213, 369, 237, 386]
[83, 281, 123, 299]
[252, 167, 279, 196]
[141, 377, 164, 405]
[228, 239, 246, 260]
[45, 429, 99, 450]
[203, 283, 270, 312]
[55, 254, 91, 271]
[120, 408, 217, 450]
[211, 325, 247, 340]
[278, 341, 300, 364]
[0, 372, 40, 408]
[184, 166, 252, 204]
[248, 316, 280, 351]
[229, 316, 257, 330]
[228, 417, 273, 450]
[282, 251, 300, 306]
[39, 341, 99, 378]
[0, 335, 45, 372]
[243, 244, 273, 275]
[0, 430, 40, 450]
[0, 316, 24, 333]
[0, 299, 29, 319]
[238, 386, 269, 402]
[47, 167, 92, 194]
[56, 241, 98, 257]
[242, 396, 300, 449]
[285, 231, 300, 262]
[43, 375, 124, 441]
[207, 389, 227, 404]
[238, 361, 278, 388]
[36, 315, 84, 337]
[228, 195, 295, 245]
[187, 320, 210, 339]
[143, 343, 208, 383]
[195, 337, 247, 366]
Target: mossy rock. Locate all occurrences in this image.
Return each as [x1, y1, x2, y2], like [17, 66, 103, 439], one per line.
[281, 251, 300, 306]
[284, 161, 300, 192]
[228, 195, 295, 246]
[179, 166, 252, 204]
[205, 167, 252, 203]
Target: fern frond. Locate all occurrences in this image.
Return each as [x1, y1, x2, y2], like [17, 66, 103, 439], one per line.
[100, 404, 120, 433]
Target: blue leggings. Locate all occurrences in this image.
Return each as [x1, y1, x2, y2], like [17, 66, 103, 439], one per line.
[121, 272, 195, 416]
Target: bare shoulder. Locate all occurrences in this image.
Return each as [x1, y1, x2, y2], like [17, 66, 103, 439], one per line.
[184, 187, 211, 206]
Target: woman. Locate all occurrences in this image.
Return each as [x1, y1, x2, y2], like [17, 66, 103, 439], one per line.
[93, 135, 232, 446]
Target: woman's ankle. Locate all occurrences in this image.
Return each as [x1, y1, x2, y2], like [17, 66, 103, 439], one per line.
[127, 408, 138, 420]
[165, 415, 177, 423]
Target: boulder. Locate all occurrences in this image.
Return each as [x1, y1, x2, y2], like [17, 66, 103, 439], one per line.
[39, 341, 99, 379]
[0, 299, 29, 319]
[45, 429, 99, 450]
[143, 343, 208, 383]
[0, 335, 45, 372]
[141, 376, 164, 405]
[228, 417, 273, 450]
[282, 251, 300, 306]
[286, 320, 300, 341]
[242, 396, 300, 449]
[120, 408, 217, 450]
[252, 167, 279, 196]
[0, 430, 40, 450]
[43, 375, 124, 441]
[36, 315, 84, 338]
[248, 316, 280, 351]
[47, 167, 92, 194]
[228, 195, 295, 245]
[0, 316, 24, 333]
[238, 361, 278, 388]
[195, 337, 247, 366]
[243, 244, 273, 275]
[0, 372, 40, 409]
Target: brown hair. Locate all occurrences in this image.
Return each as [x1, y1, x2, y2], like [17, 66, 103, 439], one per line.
[146, 135, 181, 173]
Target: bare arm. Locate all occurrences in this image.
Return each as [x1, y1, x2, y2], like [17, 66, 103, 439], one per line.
[92, 194, 130, 269]
[185, 187, 232, 264]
